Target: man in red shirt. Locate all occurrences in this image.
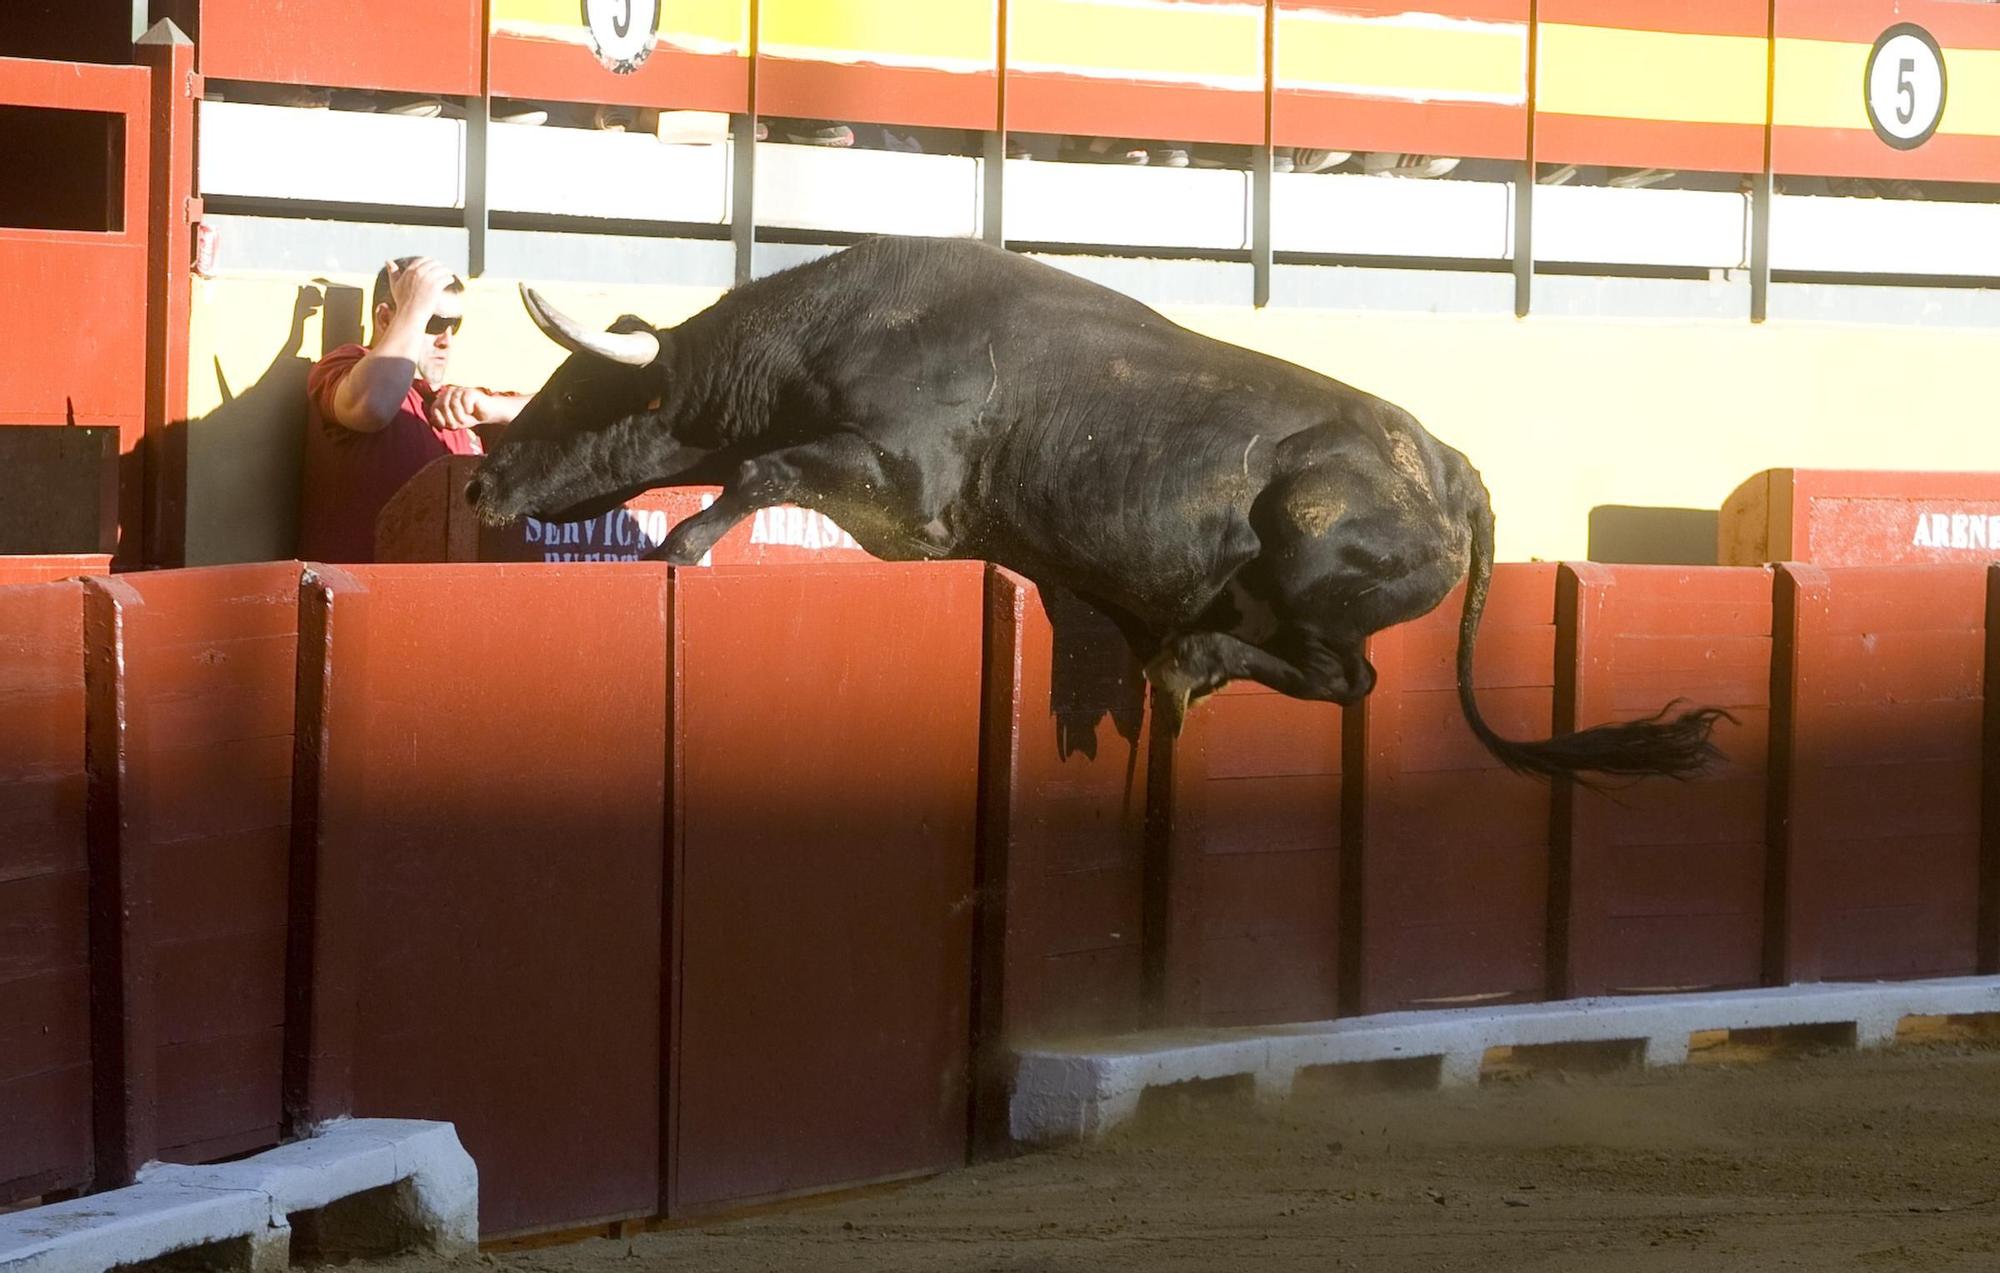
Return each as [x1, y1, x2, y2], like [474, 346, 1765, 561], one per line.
[298, 256, 532, 561]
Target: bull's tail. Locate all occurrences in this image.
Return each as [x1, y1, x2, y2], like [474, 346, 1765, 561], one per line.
[1454, 482, 1730, 781]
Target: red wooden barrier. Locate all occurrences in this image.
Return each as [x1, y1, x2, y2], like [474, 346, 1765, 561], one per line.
[978, 570, 1149, 1041]
[974, 569, 1150, 1141]
[670, 563, 982, 1216]
[1554, 565, 1772, 998]
[0, 555, 111, 586]
[1342, 563, 1557, 1016]
[0, 582, 92, 1206]
[1721, 469, 2000, 569]
[1160, 683, 1343, 1027]
[1772, 564, 1987, 982]
[82, 564, 301, 1180]
[290, 563, 670, 1237]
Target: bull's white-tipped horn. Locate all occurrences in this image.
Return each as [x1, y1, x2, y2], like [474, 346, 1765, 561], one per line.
[519, 284, 660, 366]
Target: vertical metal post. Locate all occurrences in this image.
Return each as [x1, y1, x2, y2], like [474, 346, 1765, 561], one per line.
[982, 0, 1008, 247]
[1252, 0, 1275, 308]
[733, 0, 761, 286]
[1513, 0, 1538, 318]
[1750, 0, 1777, 323]
[1749, 172, 1772, 323]
[982, 130, 1006, 247]
[464, 0, 492, 277]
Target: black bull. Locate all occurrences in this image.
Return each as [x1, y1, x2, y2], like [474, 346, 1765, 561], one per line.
[467, 236, 1725, 779]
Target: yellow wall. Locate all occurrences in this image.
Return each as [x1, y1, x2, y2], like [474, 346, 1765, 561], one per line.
[185, 269, 1995, 565]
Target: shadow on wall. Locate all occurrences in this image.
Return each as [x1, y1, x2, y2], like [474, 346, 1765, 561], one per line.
[1587, 505, 1720, 567]
[176, 283, 365, 563]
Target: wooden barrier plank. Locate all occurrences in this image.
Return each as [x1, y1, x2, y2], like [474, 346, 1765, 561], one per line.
[1771, 563, 1986, 984]
[1160, 679, 1343, 1029]
[91, 564, 302, 1166]
[672, 563, 982, 1215]
[291, 563, 668, 1238]
[975, 568, 1150, 1151]
[1344, 563, 1555, 1016]
[0, 586, 92, 1205]
[1554, 564, 1772, 999]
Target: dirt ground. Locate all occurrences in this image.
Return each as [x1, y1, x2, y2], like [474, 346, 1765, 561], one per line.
[355, 1031, 2000, 1273]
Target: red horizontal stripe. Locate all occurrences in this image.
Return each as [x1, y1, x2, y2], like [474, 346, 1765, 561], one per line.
[1540, 0, 1768, 40]
[1776, 0, 2000, 51]
[1281, 0, 1527, 24]
[760, 60, 998, 131]
[490, 34, 748, 113]
[1008, 75, 1264, 146]
[199, 0, 483, 95]
[1772, 124, 2000, 183]
[1537, 113, 1765, 174]
[1275, 92, 1527, 161]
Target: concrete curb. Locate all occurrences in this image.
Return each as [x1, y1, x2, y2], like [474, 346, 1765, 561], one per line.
[1010, 975, 2000, 1145]
[0, 1119, 477, 1272]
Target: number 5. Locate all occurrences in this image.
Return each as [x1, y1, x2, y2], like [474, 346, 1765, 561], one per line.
[1897, 57, 1916, 124]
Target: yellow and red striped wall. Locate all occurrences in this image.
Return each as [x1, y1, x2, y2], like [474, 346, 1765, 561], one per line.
[191, 0, 2000, 180]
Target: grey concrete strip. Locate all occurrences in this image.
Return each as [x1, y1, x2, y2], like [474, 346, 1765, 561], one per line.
[0, 1119, 477, 1273]
[1011, 976, 2000, 1145]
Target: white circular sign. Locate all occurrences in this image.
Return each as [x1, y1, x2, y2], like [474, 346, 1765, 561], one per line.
[1864, 24, 1946, 150]
[581, 0, 660, 74]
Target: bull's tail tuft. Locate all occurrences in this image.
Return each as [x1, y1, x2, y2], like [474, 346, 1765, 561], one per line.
[1454, 480, 1733, 782]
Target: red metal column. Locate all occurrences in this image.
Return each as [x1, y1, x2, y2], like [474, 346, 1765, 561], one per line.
[136, 22, 199, 569]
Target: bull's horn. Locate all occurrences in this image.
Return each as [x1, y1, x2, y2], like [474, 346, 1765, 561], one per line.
[519, 284, 660, 366]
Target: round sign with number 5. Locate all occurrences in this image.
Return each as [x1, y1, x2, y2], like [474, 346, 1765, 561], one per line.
[1865, 23, 1946, 150]
[582, 0, 661, 74]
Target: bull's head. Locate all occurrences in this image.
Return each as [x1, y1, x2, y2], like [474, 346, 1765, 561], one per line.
[465, 287, 688, 527]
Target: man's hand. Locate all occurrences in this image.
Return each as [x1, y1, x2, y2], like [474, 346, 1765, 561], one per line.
[430, 385, 531, 432]
[384, 257, 456, 323]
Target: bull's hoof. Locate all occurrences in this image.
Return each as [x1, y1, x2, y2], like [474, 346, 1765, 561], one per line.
[1143, 654, 1199, 734]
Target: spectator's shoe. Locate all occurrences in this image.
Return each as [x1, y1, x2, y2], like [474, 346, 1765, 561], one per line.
[1081, 137, 1149, 164]
[1608, 167, 1675, 189]
[330, 89, 380, 112]
[383, 96, 464, 119]
[492, 99, 549, 126]
[1289, 148, 1350, 174]
[592, 104, 637, 131]
[1271, 151, 1294, 174]
[1149, 146, 1191, 168]
[1538, 163, 1578, 186]
[783, 123, 855, 146]
[1877, 178, 1925, 200]
[1827, 176, 1878, 198]
[1362, 152, 1459, 178]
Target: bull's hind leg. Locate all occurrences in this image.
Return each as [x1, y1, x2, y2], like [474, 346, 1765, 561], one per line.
[1145, 628, 1374, 731]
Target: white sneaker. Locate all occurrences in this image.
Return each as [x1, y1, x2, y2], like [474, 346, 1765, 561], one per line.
[1362, 152, 1459, 178]
[1608, 167, 1675, 189]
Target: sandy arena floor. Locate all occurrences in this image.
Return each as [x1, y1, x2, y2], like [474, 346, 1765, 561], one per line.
[354, 1031, 2000, 1273]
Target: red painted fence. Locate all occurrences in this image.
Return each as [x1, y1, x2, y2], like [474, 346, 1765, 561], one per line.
[7, 557, 2000, 1237]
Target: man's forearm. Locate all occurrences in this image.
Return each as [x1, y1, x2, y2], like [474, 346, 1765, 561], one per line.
[330, 310, 432, 432]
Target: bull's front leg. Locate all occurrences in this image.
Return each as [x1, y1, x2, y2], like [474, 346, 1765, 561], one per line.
[650, 433, 892, 565]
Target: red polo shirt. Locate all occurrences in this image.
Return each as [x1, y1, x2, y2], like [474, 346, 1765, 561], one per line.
[297, 344, 485, 563]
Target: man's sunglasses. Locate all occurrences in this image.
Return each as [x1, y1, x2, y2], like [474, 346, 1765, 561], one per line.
[426, 314, 464, 336]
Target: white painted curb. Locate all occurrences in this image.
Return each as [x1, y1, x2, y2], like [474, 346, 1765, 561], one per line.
[1010, 975, 2000, 1145]
[0, 1119, 477, 1273]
